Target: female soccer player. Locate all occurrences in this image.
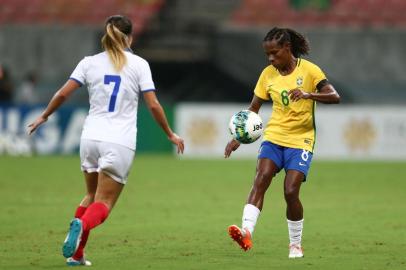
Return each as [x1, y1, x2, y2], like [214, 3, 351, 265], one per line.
[225, 27, 340, 258]
[28, 15, 184, 266]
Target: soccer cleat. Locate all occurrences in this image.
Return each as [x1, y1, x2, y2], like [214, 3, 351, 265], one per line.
[66, 256, 92, 266]
[62, 218, 83, 258]
[228, 225, 252, 251]
[288, 244, 304, 258]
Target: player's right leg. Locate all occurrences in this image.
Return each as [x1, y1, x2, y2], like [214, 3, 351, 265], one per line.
[228, 144, 280, 251]
[80, 171, 123, 231]
[77, 140, 133, 228]
[62, 141, 133, 261]
[77, 141, 134, 235]
[228, 225, 252, 251]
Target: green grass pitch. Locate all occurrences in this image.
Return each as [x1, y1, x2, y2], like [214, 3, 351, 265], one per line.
[0, 155, 405, 269]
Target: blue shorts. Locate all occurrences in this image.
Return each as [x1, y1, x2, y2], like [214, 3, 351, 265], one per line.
[258, 141, 313, 181]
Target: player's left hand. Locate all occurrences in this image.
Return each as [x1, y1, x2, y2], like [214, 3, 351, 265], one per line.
[27, 116, 48, 135]
[288, 88, 311, 102]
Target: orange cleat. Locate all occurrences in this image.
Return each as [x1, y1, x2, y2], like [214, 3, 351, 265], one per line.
[228, 225, 252, 251]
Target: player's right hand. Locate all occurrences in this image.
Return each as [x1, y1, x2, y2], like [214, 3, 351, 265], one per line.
[224, 139, 240, 158]
[27, 116, 48, 135]
[168, 133, 185, 154]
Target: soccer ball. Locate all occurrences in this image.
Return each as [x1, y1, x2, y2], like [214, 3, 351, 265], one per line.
[228, 110, 263, 144]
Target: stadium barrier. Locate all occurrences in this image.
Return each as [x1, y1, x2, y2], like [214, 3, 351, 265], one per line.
[175, 103, 406, 160]
[2, 103, 405, 159]
[0, 104, 173, 155]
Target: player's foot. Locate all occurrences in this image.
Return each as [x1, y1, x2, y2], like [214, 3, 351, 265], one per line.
[288, 244, 304, 258]
[228, 225, 252, 251]
[62, 218, 83, 258]
[66, 256, 92, 266]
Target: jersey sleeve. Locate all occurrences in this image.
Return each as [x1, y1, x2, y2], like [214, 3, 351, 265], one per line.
[253, 68, 270, 100]
[310, 64, 327, 91]
[69, 57, 89, 86]
[138, 59, 156, 92]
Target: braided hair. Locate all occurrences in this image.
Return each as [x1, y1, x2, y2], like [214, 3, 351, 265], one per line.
[263, 27, 310, 58]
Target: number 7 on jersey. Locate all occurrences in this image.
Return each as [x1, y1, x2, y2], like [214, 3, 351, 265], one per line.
[104, 75, 121, 112]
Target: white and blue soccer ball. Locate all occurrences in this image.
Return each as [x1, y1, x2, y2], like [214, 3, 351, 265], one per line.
[228, 110, 263, 144]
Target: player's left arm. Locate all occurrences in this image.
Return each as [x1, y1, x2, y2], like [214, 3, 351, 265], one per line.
[288, 79, 340, 104]
[28, 79, 80, 134]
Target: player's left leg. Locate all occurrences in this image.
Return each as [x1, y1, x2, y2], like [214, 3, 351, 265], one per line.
[284, 170, 304, 221]
[66, 256, 92, 266]
[283, 148, 313, 258]
[70, 172, 98, 263]
[284, 170, 305, 258]
[63, 172, 123, 258]
[62, 172, 99, 259]
[78, 171, 98, 208]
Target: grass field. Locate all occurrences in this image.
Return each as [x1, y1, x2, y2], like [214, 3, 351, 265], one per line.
[0, 155, 405, 270]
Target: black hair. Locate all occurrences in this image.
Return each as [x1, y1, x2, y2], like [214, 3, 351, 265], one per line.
[263, 27, 310, 58]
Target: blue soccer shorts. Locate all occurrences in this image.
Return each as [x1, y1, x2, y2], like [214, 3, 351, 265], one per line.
[258, 141, 313, 181]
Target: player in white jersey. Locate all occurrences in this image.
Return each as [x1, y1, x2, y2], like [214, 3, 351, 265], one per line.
[28, 15, 184, 266]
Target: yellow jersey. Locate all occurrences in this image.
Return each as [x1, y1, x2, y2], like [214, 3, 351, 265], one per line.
[254, 58, 326, 152]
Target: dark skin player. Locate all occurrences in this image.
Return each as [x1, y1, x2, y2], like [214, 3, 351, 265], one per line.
[225, 37, 340, 221]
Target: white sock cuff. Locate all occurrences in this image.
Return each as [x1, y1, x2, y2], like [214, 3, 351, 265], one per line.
[244, 204, 260, 215]
[242, 204, 260, 236]
[287, 219, 304, 225]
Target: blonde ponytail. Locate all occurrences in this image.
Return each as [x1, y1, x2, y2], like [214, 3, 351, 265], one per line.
[101, 23, 130, 71]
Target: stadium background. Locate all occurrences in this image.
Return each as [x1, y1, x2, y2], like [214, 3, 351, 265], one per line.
[1, 0, 406, 158]
[1, 1, 406, 270]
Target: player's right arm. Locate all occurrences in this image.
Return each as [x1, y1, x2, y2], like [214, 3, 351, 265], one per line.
[224, 94, 265, 158]
[247, 94, 266, 114]
[142, 91, 184, 154]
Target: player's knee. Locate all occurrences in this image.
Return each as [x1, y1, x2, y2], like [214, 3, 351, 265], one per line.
[284, 188, 299, 202]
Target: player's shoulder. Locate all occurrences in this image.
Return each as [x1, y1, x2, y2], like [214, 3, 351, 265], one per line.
[86, 51, 105, 59]
[298, 58, 322, 72]
[261, 65, 278, 77]
[79, 52, 106, 64]
[125, 51, 149, 65]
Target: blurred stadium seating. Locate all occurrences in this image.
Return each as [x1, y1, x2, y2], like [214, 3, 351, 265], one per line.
[231, 0, 406, 28]
[0, 0, 406, 104]
[0, 0, 165, 37]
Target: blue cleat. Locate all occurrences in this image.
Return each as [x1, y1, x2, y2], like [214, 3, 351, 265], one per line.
[62, 218, 83, 258]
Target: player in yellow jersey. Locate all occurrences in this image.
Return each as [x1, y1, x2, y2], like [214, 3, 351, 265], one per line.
[225, 27, 340, 258]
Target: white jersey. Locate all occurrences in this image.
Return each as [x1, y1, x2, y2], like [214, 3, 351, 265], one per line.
[70, 51, 155, 150]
